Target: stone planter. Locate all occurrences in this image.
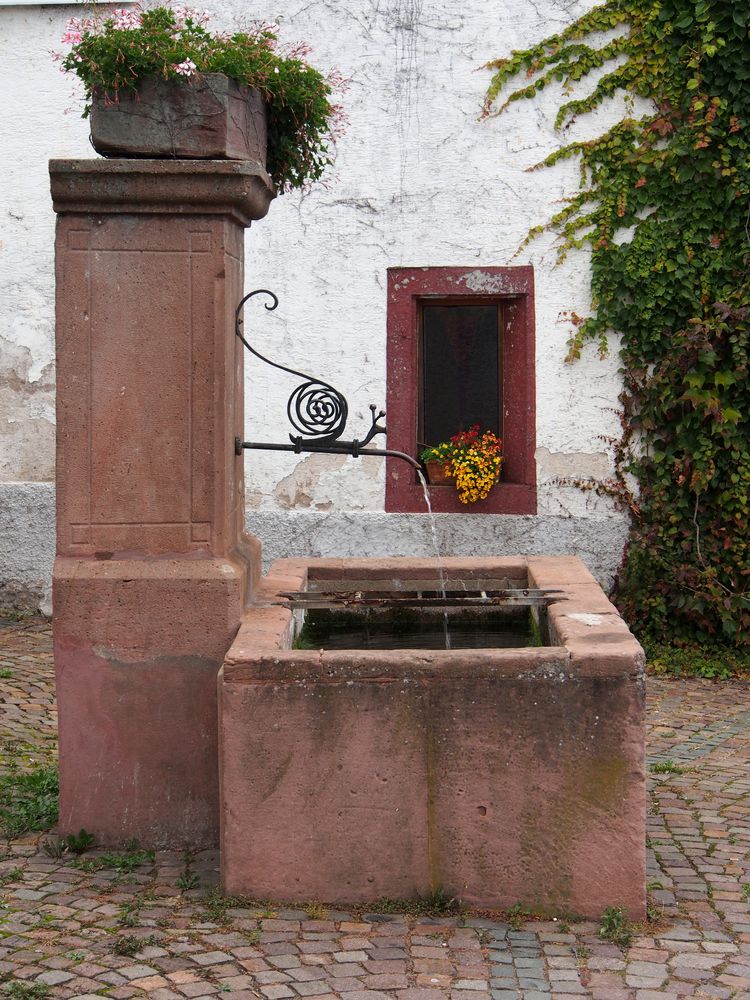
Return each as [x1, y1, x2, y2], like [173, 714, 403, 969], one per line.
[90, 73, 267, 163]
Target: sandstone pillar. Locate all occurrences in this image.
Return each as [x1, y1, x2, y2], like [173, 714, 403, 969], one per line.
[50, 159, 274, 847]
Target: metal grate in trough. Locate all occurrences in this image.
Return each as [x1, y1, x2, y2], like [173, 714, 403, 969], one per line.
[276, 587, 564, 610]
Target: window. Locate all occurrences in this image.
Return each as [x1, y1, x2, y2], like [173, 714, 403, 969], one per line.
[385, 266, 536, 513]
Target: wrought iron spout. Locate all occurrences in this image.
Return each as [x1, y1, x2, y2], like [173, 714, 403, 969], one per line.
[234, 289, 421, 473]
[234, 436, 422, 472]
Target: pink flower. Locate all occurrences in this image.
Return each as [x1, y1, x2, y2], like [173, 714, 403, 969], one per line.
[172, 5, 211, 29]
[61, 17, 82, 45]
[285, 40, 312, 60]
[113, 8, 142, 30]
[326, 70, 350, 93]
[173, 58, 197, 76]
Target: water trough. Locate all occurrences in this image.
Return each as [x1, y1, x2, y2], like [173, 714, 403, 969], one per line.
[219, 554, 646, 919]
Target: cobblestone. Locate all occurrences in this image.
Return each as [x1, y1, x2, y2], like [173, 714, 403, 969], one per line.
[0, 618, 748, 999]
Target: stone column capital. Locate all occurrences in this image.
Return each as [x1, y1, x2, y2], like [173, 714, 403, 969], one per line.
[50, 158, 275, 225]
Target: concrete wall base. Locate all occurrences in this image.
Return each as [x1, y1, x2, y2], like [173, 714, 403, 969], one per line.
[0, 483, 630, 614]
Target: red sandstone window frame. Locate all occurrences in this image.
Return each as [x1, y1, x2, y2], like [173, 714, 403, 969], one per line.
[385, 266, 537, 514]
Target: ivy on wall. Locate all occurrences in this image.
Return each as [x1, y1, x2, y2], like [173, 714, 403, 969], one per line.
[483, 0, 749, 646]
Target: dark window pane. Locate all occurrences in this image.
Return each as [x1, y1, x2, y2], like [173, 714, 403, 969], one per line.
[422, 304, 500, 446]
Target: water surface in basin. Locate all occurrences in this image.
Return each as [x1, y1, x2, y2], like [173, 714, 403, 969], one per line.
[296, 608, 544, 650]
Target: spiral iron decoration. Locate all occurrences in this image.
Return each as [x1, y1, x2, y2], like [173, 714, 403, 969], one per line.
[235, 289, 348, 444]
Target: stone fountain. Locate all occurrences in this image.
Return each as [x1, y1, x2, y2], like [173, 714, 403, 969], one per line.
[50, 156, 645, 919]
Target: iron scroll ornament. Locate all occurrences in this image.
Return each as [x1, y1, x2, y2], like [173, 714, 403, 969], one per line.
[234, 290, 421, 471]
[235, 289, 349, 445]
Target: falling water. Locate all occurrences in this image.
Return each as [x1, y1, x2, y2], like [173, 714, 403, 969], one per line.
[416, 470, 451, 650]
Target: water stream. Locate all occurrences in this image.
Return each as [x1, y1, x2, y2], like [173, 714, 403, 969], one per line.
[416, 470, 451, 650]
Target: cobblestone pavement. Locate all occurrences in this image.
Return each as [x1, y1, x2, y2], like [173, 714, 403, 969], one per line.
[0, 616, 748, 1000]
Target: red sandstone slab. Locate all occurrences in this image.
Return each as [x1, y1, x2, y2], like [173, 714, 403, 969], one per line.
[51, 158, 269, 847]
[221, 556, 646, 918]
[429, 665, 645, 915]
[301, 557, 529, 583]
[527, 556, 600, 588]
[50, 158, 274, 225]
[226, 608, 296, 658]
[546, 585, 621, 615]
[220, 656, 433, 902]
[222, 647, 568, 684]
[547, 604, 645, 677]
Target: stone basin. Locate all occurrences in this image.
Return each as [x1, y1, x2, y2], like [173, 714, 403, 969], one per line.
[219, 555, 645, 918]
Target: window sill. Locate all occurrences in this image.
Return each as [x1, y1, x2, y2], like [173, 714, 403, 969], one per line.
[385, 480, 537, 514]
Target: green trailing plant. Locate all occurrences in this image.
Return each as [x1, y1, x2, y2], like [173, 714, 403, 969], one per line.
[58, 4, 345, 192]
[484, 0, 750, 646]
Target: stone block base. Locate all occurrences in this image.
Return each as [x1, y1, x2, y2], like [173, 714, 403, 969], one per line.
[54, 551, 256, 847]
[219, 556, 646, 918]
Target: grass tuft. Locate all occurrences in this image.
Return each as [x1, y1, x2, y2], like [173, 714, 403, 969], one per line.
[0, 765, 58, 839]
[599, 905, 634, 950]
[360, 888, 466, 919]
[74, 841, 154, 874]
[649, 760, 686, 775]
[2, 984, 51, 999]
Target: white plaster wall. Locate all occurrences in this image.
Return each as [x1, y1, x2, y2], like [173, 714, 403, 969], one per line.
[0, 0, 636, 607]
[235, 0, 629, 520]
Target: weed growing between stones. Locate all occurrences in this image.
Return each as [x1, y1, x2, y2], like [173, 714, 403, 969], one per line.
[357, 888, 467, 920]
[1, 984, 50, 999]
[0, 765, 58, 839]
[176, 849, 200, 892]
[64, 828, 94, 854]
[117, 896, 146, 928]
[649, 760, 687, 775]
[505, 901, 533, 930]
[74, 840, 155, 874]
[599, 905, 634, 950]
[573, 944, 591, 965]
[113, 932, 161, 957]
[199, 888, 277, 925]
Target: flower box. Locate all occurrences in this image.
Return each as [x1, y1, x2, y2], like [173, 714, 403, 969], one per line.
[424, 459, 451, 486]
[421, 426, 503, 503]
[89, 73, 267, 163]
